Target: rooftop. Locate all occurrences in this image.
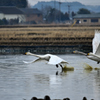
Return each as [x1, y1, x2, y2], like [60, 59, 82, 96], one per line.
[0, 6, 24, 14]
[73, 14, 100, 19]
[21, 8, 42, 15]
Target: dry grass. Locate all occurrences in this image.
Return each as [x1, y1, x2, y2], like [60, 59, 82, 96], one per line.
[0, 26, 100, 46]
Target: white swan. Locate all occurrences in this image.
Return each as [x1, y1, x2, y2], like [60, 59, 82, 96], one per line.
[25, 52, 68, 68]
[73, 30, 100, 64]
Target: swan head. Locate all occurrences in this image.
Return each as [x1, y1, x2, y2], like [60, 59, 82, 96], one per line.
[25, 52, 32, 55]
[87, 52, 93, 56]
[73, 50, 78, 53]
[87, 53, 90, 56]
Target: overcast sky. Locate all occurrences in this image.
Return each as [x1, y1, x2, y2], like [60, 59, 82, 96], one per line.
[28, 0, 100, 6]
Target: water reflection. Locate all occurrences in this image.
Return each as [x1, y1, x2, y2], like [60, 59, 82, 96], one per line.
[0, 54, 100, 100]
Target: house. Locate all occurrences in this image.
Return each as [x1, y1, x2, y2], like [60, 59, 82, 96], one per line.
[73, 14, 100, 25]
[21, 8, 43, 24]
[0, 6, 25, 23]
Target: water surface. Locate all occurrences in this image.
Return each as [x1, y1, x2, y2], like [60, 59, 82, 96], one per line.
[0, 54, 100, 100]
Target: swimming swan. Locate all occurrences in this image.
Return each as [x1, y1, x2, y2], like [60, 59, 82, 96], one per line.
[73, 30, 100, 64]
[25, 52, 68, 68]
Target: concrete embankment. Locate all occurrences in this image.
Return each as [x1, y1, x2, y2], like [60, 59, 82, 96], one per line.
[0, 25, 100, 54]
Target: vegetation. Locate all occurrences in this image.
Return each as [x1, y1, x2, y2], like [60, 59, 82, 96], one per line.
[0, 18, 8, 25]
[0, 26, 98, 46]
[0, 0, 28, 8]
[0, 18, 19, 25]
[42, 7, 70, 23]
[77, 8, 91, 14]
[0, 0, 93, 24]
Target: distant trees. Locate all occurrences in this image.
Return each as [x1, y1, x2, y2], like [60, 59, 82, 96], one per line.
[0, 0, 28, 8]
[77, 8, 91, 14]
[0, 18, 19, 25]
[71, 11, 76, 17]
[43, 7, 70, 23]
[0, 18, 8, 25]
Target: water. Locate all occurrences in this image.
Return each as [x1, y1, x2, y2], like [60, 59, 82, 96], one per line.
[0, 54, 100, 100]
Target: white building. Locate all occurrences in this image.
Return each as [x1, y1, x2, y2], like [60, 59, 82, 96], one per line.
[73, 14, 100, 25]
[0, 6, 26, 23]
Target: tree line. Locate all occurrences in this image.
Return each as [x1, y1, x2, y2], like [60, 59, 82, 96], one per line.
[0, 0, 91, 24]
[0, 0, 28, 8]
[42, 6, 91, 23]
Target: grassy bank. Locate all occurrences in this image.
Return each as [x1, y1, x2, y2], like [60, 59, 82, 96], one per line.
[0, 26, 100, 46]
[0, 26, 99, 54]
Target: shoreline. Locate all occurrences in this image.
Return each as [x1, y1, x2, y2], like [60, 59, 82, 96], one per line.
[0, 25, 99, 54]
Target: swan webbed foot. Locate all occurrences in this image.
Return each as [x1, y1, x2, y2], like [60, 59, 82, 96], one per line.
[60, 64, 64, 72]
[56, 64, 59, 68]
[56, 71, 59, 75]
[97, 62, 100, 64]
[56, 64, 64, 72]
[60, 64, 63, 68]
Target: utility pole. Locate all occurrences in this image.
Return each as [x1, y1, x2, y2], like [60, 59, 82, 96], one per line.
[59, 0, 61, 23]
[54, 0, 56, 22]
[67, 4, 72, 20]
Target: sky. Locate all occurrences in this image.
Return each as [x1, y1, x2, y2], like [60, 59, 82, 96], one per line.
[28, 0, 100, 6]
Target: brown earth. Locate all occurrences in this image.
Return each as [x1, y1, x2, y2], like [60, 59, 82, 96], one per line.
[0, 26, 99, 47]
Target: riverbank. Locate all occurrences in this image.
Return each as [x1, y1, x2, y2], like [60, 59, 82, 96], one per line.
[0, 25, 100, 54]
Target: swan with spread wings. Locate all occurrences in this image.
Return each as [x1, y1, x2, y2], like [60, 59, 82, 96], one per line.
[24, 52, 68, 69]
[73, 30, 100, 64]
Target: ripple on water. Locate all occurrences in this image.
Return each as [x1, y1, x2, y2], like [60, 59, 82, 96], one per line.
[0, 54, 100, 100]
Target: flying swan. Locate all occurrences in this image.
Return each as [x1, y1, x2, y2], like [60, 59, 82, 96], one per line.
[73, 30, 100, 64]
[24, 52, 68, 69]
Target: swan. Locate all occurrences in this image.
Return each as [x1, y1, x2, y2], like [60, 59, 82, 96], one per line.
[25, 52, 68, 68]
[73, 30, 100, 64]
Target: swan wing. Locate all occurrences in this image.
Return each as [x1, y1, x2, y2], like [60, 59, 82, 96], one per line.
[23, 60, 35, 64]
[48, 55, 68, 65]
[33, 58, 46, 63]
[95, 43, 100, 56]
[92, 31, 100, 54]
[23, 58, 43, 64]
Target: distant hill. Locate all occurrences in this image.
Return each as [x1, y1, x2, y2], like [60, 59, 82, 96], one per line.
[32, 1, 100, 13]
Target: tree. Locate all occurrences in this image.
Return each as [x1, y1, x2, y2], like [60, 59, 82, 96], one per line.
[77, 8, 91, 14]
[12, 0, 28, 8]
[2, 18, 8, 25]
[64, 12, 70, 20]
[0, 0, 13, 6]
[71, 11, 76, 17]
[0, 0, 28, 8]
[44, 7, 70, 23]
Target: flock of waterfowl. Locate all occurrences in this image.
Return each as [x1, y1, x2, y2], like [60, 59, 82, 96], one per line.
[24, 30, 100, 71]
[30, 95, 88, 100]
[23, 30, 100, 100]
